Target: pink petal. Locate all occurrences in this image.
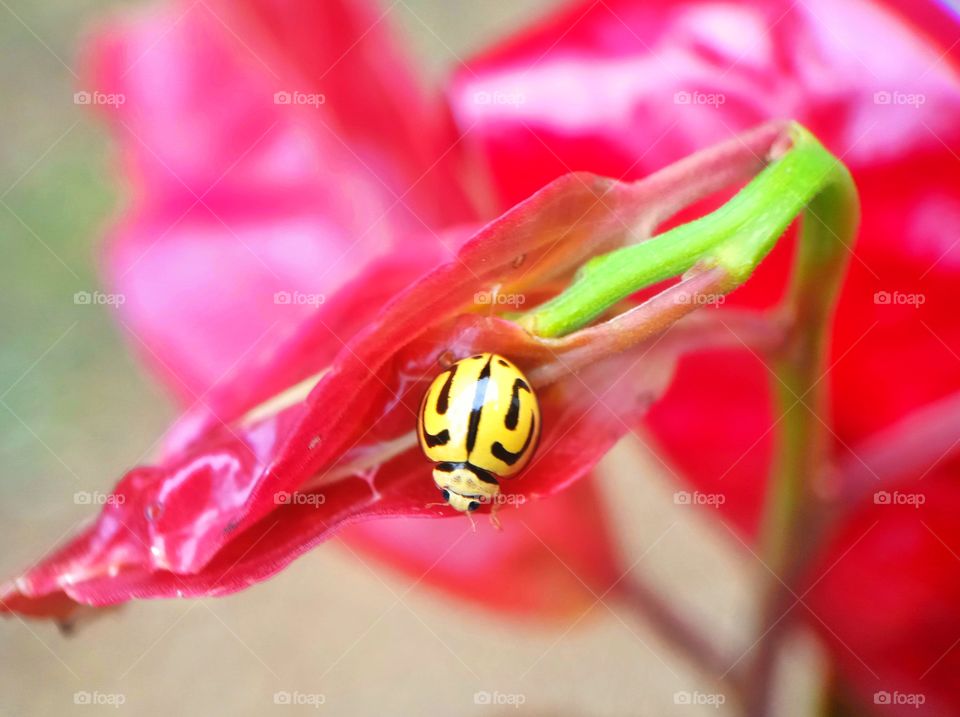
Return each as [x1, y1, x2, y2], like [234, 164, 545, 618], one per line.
[88, 0, 474, 398]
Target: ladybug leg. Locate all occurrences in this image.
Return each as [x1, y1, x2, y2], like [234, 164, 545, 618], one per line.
[464, 510, 478, 533]
[488, 502, 503, 531]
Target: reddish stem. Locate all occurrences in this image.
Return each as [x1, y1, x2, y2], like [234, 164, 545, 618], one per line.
[613, 579, 747, 701]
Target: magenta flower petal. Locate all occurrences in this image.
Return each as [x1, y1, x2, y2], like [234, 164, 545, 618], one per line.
[88, 0, 473, 397]
[2, 119, 784, 620]
[448, 0, 960, 208]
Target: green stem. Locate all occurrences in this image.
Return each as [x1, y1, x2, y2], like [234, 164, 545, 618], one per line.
[760, 155, 858, 573]
[745, 144, 858, 716]
[514, 121, 859, 714]
[517, 122, 854, 339]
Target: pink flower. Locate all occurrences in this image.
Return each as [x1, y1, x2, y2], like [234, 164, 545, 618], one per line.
[5, 1, 960, 713]
[6, 0, 772, 621]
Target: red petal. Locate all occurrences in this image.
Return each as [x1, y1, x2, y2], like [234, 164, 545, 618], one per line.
[450, 0, 960, 208]
[218, 0, 471, 219]
[0, 321, 667, 615]
[2, 127, 781, 618]
[806, 465, 960, 713]
[343, 477, 623, 619]
[645, 348, 775, 538]
[87, 0, 472, 399]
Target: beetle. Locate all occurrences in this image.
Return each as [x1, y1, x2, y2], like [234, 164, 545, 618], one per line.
[417, 353, 540, 513]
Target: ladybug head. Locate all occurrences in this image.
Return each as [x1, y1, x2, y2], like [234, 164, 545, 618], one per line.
[431, 462, 500, 512]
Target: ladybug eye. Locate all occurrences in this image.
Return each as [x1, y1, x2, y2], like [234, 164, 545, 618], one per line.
[467, 501, 480, 512]
[441, 489, 450, 501]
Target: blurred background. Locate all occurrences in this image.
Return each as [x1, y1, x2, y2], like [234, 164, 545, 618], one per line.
[0, 1, 830, 715]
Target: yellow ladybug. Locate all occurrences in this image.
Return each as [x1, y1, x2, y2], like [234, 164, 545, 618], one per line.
[418, 353, 540, 512]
